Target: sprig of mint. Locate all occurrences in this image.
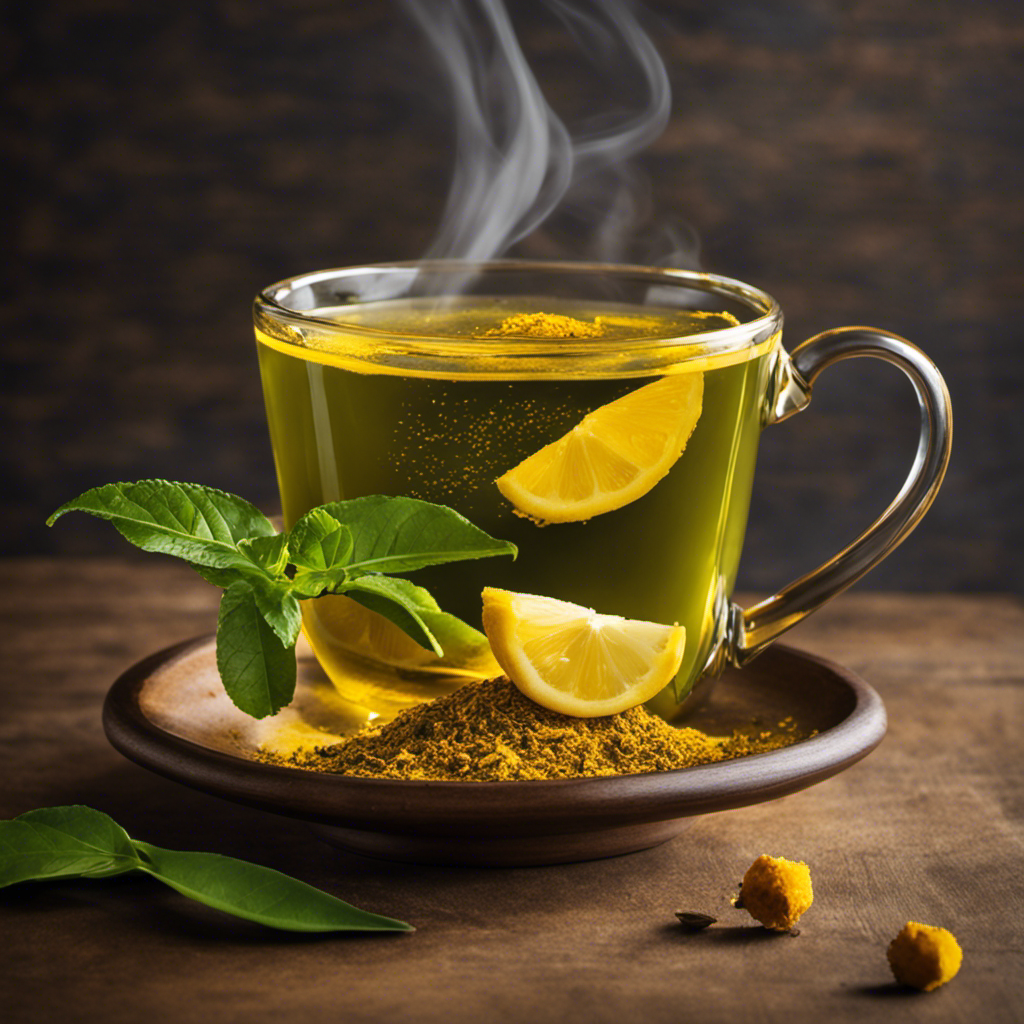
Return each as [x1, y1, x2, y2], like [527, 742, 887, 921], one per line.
[0, 805, 412, 933]
[47, 480, 516, 718]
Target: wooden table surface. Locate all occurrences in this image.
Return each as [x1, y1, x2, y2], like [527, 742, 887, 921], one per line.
[2, 559, 1022, 1024]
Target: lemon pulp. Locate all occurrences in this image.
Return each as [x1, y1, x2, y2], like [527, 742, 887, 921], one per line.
[481, 586, 686, 717]
[495, 372, 704, 524]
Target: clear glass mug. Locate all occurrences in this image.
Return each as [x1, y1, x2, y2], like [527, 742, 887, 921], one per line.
[253, 261, 951, 720]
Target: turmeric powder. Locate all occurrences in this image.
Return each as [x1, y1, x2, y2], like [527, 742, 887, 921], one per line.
[484, 312, 606, 339]
[265, 677, 807, 781]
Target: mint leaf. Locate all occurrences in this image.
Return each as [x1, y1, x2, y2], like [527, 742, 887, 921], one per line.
[48, 482, 517, 721]
[343, 577, 495, 664]
[189, 563, 257, 589]
[132, 842, 411, 932]
[239, 534, 290, 577]
[47, 480, 276, 571]
[189, 555, 288, 594]
[287, 510, 354, 597]
[0, 806, 140, 888]
[345, 576, 446, 656]
[318, 496, 517, 576]
[397, 597, 494, 666]
[288, 509, 353, 570]
[1, 807, 412, 933]
[216, 582, 297, 718]
[289, 573, 338, 600]
[250, 580, 302, 649]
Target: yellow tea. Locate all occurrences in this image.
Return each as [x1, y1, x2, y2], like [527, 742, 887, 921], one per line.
[256, 295, 776, 717]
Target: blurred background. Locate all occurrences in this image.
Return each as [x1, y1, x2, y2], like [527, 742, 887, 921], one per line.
[3, 0, 1021, 591]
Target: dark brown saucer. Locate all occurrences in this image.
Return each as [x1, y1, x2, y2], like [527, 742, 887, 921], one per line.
[103, 637, 885, 867]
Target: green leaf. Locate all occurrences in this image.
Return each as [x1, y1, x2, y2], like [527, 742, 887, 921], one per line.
[47, 483, 515, 722]
[317, 496, 517, 577]
[287, 511, 354, 598]
[343, 576, 493, 662]
[0, 806, 413, 934]
[189, 563, 254, 589]
[411, 601, 494, 665]
[0, 806, 140, 888]
[288, 510, 353, 570]
[239, 534, 290, 577]
[131, 842, 412, 933]
[190, 561, 300, 648]
[344, 576, 445, 656]
[47, 480, 276, 571]
[216, 582, 297, 718]
[289, 572, 338, 600]
[251, 580, 302, 649]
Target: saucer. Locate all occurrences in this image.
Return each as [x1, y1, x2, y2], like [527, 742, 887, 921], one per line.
[103, 637, 885, 866]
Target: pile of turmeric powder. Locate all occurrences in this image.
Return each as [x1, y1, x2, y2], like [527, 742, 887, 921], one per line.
[484, 312, 606, 339]
[266, 677, 806, 782]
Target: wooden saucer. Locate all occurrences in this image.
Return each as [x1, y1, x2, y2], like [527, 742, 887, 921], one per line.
[103, 637, 885, 866]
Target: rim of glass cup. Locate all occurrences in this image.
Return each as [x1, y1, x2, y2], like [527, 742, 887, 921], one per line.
[253, 260, 784, 378]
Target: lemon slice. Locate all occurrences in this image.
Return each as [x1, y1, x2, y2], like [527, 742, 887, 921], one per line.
[495, 372, 703, 524]
[481, 587, 686, 717]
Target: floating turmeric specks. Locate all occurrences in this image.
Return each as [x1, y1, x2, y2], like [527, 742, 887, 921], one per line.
[484, 312, 606, 339]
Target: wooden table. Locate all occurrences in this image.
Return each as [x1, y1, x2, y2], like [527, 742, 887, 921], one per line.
[2, 560, 1022, 1023]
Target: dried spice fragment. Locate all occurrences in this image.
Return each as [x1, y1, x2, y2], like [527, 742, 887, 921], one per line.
[734, 854, 814, 931]
[887, 921, 962, 991]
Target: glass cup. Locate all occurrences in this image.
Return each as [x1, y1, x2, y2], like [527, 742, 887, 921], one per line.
[253, 261, 951, 720]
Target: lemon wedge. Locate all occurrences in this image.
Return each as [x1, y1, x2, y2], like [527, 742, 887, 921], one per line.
[495, 372, 704, 524]
[481, 587, 686, 717]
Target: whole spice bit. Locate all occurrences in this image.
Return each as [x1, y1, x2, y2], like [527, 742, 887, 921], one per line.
[264, 677, 807, 782]
[887, 921, 963, 992]
[735, 854, 814, 931]
[675, 911, 717, 931]
[485, 312, 605, 339]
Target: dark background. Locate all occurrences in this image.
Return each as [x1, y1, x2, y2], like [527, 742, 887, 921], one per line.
[3, 0, 1021, 590]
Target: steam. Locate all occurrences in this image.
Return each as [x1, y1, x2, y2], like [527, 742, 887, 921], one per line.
[402, 0, 699, 270]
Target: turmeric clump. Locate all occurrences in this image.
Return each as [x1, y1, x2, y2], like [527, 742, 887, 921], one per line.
[485, 312, 605, 339]
[266, 677, 806, 781]
[735, 854, 814, 931]
[887, 921, 963, 991]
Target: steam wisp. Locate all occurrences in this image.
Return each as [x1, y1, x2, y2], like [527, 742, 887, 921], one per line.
[403, 0, 699, 272]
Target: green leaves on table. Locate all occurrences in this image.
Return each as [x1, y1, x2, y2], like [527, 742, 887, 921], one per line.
[0, 805, 140, 886]
[48, 480, 516, 718]
[0, 806, 412, 934]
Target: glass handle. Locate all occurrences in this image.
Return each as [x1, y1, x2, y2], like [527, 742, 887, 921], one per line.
[727, 326, 953, 667]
